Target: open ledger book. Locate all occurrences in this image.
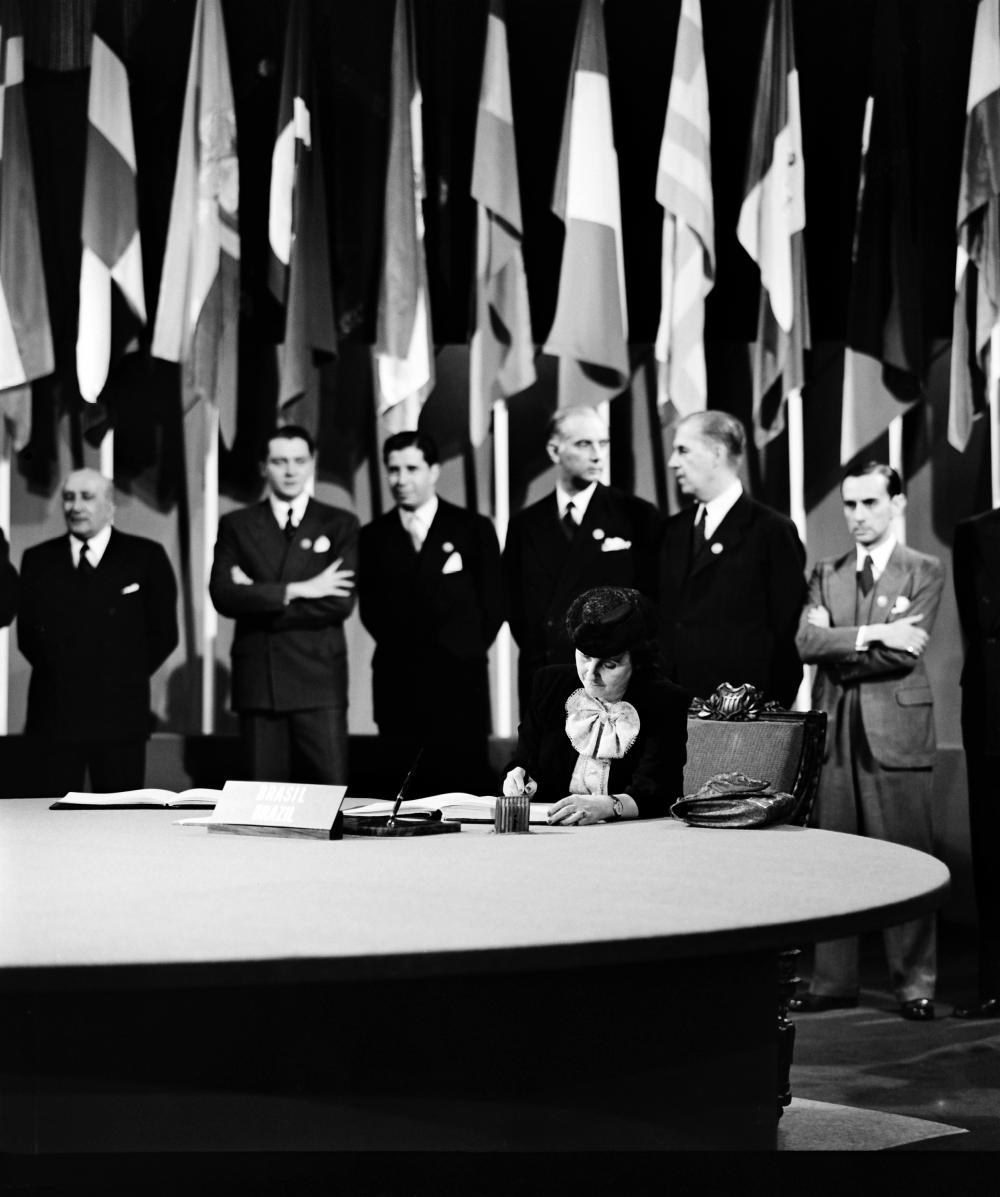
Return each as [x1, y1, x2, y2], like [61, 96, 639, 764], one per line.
[50, 787, 222, 810]
[344, 793, 551, 824]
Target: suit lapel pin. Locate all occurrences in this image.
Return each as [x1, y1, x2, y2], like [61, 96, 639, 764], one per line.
[442, 541, 454, 553]
[876, 595, 889, 608]
[710, 542, 723, 555]
[300, 538, 312, 550]
[592, 528, 604, 540]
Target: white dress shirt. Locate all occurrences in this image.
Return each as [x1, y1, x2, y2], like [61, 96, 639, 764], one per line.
[399, 494, 438, 550]
[268, 491, 310, 533]
[557, 481, 598, 526]
[70, 524, 112, 568]
[697, 480, 743, 540]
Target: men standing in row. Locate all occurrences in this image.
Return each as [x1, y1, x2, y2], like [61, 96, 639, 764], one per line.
[359, 432, 502, 795]
[502, 406, 660, 713]
[210, 426, 357, 785]
[658, 411, 806, 707]
[793, 463, 944, 1020]
[952, 508, 1000, 1018]
[18, 468, 178, 794]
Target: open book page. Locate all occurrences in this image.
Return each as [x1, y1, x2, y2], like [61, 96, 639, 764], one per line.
[50, 787, 222, 810]
[343, 794, 551, 824]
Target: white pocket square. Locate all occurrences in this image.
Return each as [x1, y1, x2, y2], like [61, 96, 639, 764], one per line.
[442, 551, 463, 574]
[600, 537, 631, 552]
[312, 535, 331, 553]
[120, 583, 140, 595]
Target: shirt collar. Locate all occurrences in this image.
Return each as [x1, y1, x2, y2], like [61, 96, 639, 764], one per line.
[70, 524, 113, 567]
[398, 493, 438, 532]
[856, 536, 896, 578]
[557, 481, 598, 520]
[700, 480, 743, 538]
[268, 491, 310, 528]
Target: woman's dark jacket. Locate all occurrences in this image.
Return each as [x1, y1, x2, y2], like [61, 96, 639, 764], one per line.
[506, 665, 689, 818]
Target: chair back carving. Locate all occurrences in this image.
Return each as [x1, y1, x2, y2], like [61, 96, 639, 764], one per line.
[682, 683, 827, 826]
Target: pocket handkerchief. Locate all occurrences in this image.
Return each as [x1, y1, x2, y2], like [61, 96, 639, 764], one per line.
[600, 537, 631, 552]
[312, 534, 331, 553]
[120, 583, 140, 595]
[442, 551, 463, 574]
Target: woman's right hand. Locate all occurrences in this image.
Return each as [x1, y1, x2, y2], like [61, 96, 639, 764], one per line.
[502, 767, 537, 798]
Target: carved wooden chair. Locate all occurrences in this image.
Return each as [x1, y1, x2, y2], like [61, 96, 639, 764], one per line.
[680, 683, 827, 1118]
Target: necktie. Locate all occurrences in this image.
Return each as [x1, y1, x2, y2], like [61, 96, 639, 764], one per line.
[78, 541, 94, 577]
[562, 500, 577, 541]
[402, 510, 423, 552]
[859, 554, 874, 596]
[283, 508, 296, 542]
[693, 506, 708, 554]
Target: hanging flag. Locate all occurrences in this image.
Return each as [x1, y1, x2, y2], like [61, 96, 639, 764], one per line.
[840, 0, 924, 464]
[374, 0, 434, 434]
[76, 0, 146, 406]
[0, 0, 53, 448]
[736, 0, 810, 448]
[469, 0, 535, 447]
[151, 0, 239, 447]
[268, 0, 337, 430]
[655, 0, 714, 422]
[543, 0, 629, 409]
[949, 0, 1000, 453]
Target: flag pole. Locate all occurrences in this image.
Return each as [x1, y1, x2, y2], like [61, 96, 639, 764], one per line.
[0, 426, 10, 736]
[888, 415, 906, 544]
[100, 429, 114, 479]
[492, 398, 513, 736]
[202, 401, 219, 734]
[598, 398, 611, 485]
[786, 387, 806, 544]
[787, 387, 812, 713]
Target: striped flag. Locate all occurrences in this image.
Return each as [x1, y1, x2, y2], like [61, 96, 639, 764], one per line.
[840, 0, 924, 464]
[268, 0, 337, 430]
[736, 0, 810, 449]
[76, 0, 146, 405]
[543, 0, 629, 409]
[655, 0, 714, 422]
[469, 0, 535, 447]
[0, 0, 53, 448]
[374, 0, 434, 434]
[151, 0, 239, 447]
[949, 0, 1000, 452]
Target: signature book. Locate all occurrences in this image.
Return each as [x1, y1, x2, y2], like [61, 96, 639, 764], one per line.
[50, 787, 222, 810]
[343, 794, 551, 825]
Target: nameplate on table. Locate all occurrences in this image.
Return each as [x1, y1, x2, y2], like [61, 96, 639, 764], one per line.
[176, 780, 347, 840]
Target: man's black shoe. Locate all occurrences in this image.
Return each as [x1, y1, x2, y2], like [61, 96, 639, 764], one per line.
[952, 996, 1000, 1019]
[788, 993, 857, 1013]
[900, 998, 935, 1021]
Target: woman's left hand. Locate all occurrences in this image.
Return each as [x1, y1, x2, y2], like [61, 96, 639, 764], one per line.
[547, 795, 614, 826]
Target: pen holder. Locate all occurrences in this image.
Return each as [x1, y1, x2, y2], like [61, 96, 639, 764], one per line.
[494, 793, 530, 834]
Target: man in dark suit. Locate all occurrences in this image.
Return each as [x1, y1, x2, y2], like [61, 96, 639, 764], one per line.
[502, 406, 660, 713]
[18, 468, 178, 794]
[793, 463, 944, 1020]
[952, 508, 1000, 1018]
[359, 431, 502, 795]
[658, 411, 806, 706]
[210, 425, 357, 785]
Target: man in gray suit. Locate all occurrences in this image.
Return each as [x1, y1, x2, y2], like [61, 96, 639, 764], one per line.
[792, 463, 944, 1021]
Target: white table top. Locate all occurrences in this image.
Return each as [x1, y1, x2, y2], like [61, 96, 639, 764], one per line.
[0, 799, 950, 990]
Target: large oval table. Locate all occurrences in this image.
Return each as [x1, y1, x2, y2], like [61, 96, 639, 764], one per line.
[0, 799, 949, 1153]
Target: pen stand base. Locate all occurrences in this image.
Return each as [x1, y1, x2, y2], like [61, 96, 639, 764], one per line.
[342, 815, 462, 837]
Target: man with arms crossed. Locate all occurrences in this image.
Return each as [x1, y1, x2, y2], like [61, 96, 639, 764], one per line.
[18, 468, 178, 794]
[210, 426, 357, 784]
[502, 406, 660, 714]
[792, 463, 944, 1020]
